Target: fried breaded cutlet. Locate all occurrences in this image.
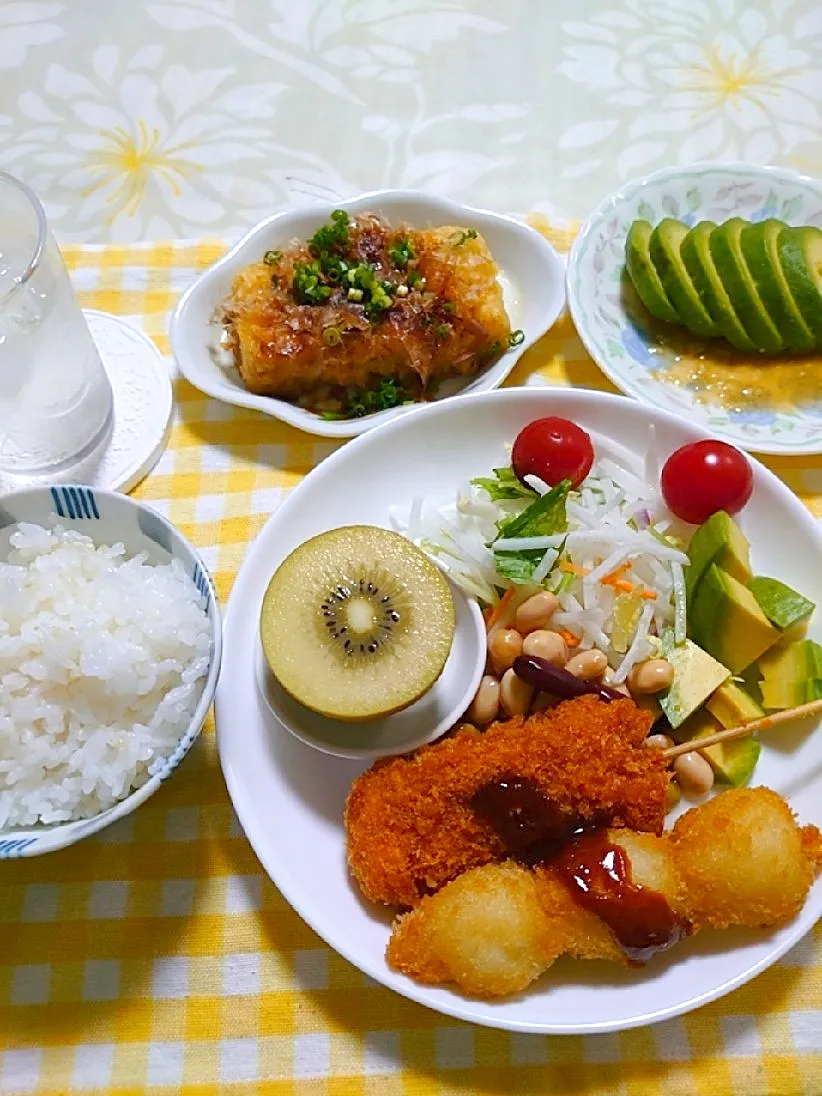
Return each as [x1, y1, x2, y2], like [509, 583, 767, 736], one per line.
[345, 696, 667, 909]
[387, 788, 822, 998]
[223, 213, 510, 404]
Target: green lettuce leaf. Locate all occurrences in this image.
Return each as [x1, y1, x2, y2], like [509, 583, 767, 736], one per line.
[488, 480, 570, 585]
[494, 551, 544, 585]
[495, 479, 570, 540]
[471, 466, 535, 501]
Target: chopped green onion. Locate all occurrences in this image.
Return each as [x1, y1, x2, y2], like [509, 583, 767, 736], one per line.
[263, 249, 282, 265]
[395, 284, 409, 297]
[322, 326, 343, 346]
[292, 260, 332, 305]
[451, 228, 478, 246]
[308, 209, 350, 258]
[388, 235, 415, 269]
[407, 270, 425, 289]
[435, 323, 452, 338]
[347, 287, 363, 302]
[324, 263, 346, 284]
[325, 378, 411, 419]
[508, 329, 525, 347]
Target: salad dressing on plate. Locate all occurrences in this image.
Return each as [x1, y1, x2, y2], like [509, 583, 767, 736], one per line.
[645, 321, 822, 414]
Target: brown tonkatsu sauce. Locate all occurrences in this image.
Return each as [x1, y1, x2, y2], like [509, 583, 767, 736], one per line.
[554, 834, 688, 963]
[471, 775, 599, 864]
[470, 773, 688, 963]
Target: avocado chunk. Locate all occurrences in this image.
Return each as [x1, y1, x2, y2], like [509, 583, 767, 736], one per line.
[657, 632, 730, 729]
[758, 638, 822, 681]
[778, 225, 822, 344]
[747, 575, 815, 633]
[689, 563, 779, 673]
[706, 680, 764, 726]
[741, 220, 816, 352]
[649, 219, 719, 338]
[671, 707, 761, 785]
[681, 221, 757, 351]
[685, 510, 752, 600]
[709, 218, 784, 353]
[760, 676, 822, 710]
[625, 220, 681, 324]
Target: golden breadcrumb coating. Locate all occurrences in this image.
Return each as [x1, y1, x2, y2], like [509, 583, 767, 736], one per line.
[386, 788, 822, 999]
[345, 696, 666, 909]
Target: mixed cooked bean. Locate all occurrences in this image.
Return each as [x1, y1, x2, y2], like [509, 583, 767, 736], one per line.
[465, 591, 714, 806]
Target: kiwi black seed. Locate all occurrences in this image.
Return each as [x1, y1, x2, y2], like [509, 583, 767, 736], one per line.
[320, 572, 407, 659]
[260, 525, 456, 722]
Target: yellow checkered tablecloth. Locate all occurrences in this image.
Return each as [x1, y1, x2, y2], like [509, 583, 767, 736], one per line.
[1, 240, 821, 1096]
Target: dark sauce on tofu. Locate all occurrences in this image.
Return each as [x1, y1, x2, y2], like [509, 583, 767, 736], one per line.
[470, 773, 688, 963]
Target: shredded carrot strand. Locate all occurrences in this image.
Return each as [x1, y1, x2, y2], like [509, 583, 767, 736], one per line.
[601, 561, 632, 584]
[639, 589, 658, 600]
[559, 561, 589, 577]
[601, 575, 635, 593]
[559, 629, 580, 648]
[486, 585, 516, 633]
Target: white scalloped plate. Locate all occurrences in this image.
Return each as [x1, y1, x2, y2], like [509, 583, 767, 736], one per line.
[567, 163, 822, 455]
[217, 387, 822, 1034]
[171, 190, 565, 438]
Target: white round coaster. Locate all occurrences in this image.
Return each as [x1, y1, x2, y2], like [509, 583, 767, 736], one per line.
[84, 309, 173, 493]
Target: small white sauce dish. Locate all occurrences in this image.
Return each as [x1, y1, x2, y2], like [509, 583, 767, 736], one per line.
[170, 190, 565, 439]
[0, 485, 222, 857]
[255, 576, 486, 760]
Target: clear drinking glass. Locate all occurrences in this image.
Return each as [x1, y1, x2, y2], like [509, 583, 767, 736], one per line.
[0, 172, 114, 488]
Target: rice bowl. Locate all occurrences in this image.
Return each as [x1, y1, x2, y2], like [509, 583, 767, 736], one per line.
[0, 485, 221, 857]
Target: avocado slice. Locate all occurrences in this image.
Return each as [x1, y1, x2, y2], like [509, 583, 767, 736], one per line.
[741, 220, 816, 352]
[747, 575, 815, 633]
[671, 707, 761, 785]
[649, 219, 719, 338]
[760, 676, 822, 710]
[685, 510, 752, 600]
[709, 218, 784, 353]
[706, 679, 765, 727]
[689, 563, 780, 673]
[625, 220, 681, 324]
[681, 221, 757, 351]
[657, 632, 730, 729]
[758, 638, 822, 681]
[778, 226, 822, 345]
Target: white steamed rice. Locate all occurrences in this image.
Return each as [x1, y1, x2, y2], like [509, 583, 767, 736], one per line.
[0, 523, 211, 827]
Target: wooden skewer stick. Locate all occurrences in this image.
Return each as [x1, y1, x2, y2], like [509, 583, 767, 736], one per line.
[663, 696, 822, 761]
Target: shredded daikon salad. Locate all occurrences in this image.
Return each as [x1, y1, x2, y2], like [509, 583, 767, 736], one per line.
[390, 447, 690, 686]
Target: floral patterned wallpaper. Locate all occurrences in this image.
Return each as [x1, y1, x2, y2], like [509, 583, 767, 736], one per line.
[2, 0, 820, 242]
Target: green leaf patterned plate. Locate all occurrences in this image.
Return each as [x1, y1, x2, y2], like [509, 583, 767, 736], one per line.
[567, 163, 822, 455]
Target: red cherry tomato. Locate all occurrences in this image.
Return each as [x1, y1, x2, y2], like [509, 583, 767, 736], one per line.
[512, 417, 595, 490]
[661, 439, 753, 525]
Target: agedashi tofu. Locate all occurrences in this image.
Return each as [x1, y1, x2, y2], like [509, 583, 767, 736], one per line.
[220, 211, 512, 413]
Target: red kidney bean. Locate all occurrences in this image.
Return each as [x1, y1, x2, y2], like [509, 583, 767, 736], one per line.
[512, 655, 622, 704]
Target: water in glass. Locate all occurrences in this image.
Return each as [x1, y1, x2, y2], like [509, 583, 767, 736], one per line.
[0, 173, 114, 487]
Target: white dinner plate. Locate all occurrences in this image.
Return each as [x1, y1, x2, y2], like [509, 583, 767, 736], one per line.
[216, 387, 822, 1034]
[171, 189, 564, 439]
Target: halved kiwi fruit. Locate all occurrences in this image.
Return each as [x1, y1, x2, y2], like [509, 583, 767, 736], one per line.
[260, 525, 456, 721]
